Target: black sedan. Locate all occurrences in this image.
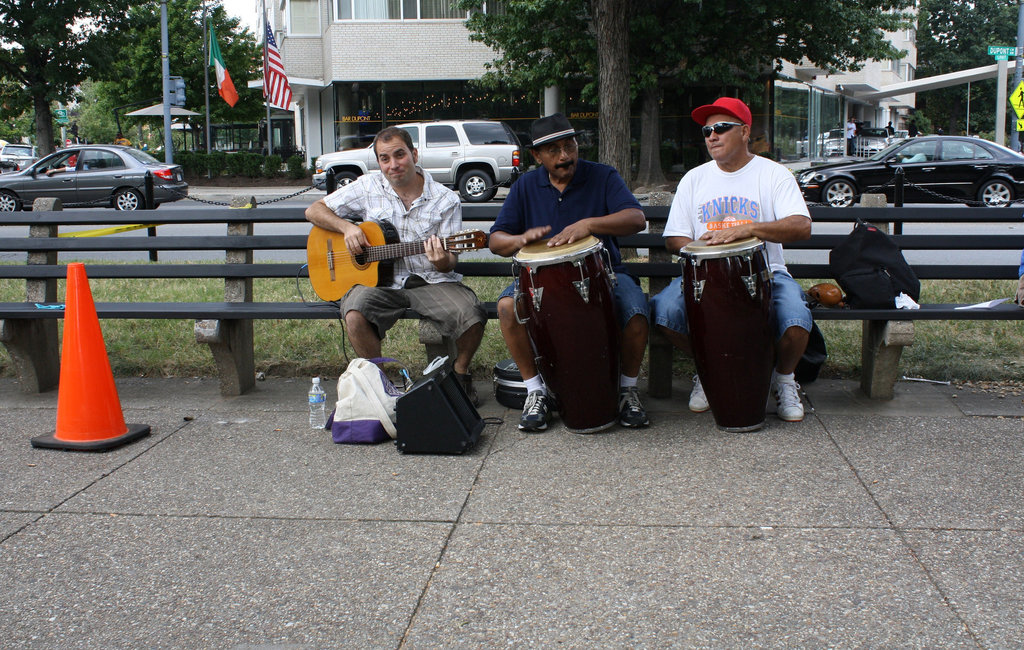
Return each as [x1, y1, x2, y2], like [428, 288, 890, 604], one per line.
[0, 145, 188, 211]
[796, 135, 1024, 207]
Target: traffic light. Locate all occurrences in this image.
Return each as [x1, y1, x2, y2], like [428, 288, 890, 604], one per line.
[169, 76, 186, 107]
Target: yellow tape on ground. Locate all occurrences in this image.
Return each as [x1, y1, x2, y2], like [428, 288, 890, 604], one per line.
[58, 224, 161, 238]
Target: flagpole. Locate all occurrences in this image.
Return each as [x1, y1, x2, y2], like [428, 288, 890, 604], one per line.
[203, 1, 212, 162]
[263, 0, 273, 156]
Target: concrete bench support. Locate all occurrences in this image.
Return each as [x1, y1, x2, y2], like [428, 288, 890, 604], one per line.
[860, 319, 914, 399]
[1, 319, 60, 393]
[417, 320, 458, 368]
[195, 318, 255, 396]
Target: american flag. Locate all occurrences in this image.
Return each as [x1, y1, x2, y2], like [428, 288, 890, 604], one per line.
[263, 15, 293, 110]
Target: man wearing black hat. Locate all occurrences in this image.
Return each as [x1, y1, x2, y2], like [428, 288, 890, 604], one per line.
[489, 113, 650, 431]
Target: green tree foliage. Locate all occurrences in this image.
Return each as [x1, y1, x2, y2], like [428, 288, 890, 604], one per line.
[93, 0, 262, 145]
[0, 0, 133, 155]
[917, 0, 1019, 139]
[458, 0, 913, 185]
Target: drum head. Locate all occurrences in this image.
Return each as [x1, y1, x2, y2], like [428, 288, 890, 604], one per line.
[683, 236, 763, 260]
[514, 235, 602, 263]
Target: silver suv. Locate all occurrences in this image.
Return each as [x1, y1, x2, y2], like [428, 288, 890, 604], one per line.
[0, 143, 37, 172]
[313, 120, 521, 202]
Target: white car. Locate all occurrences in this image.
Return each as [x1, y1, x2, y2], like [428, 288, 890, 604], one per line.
[0, 143, 37, 172]
[313, 120, 522, 202]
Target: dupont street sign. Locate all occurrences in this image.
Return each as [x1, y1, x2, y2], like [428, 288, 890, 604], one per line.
[988, 45, 1019, 59]
[1013, 82, 1024, 120]
[54, 108, 69, 124]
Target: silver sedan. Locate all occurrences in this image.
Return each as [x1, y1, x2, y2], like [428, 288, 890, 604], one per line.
[0, 144, 188, 211]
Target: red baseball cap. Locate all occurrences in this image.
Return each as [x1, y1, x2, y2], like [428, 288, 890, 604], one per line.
[691, 97, 752, 126]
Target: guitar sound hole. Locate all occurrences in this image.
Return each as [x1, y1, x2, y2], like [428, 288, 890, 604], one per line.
[354, 252, 368, 266]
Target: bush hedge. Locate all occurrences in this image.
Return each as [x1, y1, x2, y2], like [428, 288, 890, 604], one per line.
[174, 151, 310, 181]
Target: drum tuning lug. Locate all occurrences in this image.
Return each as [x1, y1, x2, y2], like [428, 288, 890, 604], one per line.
[694, 279, 705, 302]
[743, 274, 758, 298]
[531, 286, 544, 311]
[513, 288, 530, 324]
[601, 249, 618, 287]
[573, 278, 591, 303]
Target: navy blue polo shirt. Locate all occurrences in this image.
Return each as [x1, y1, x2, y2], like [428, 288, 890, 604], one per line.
[491, 158, 641, 271]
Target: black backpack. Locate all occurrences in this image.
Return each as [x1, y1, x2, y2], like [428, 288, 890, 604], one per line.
[829, 219, 920, 309]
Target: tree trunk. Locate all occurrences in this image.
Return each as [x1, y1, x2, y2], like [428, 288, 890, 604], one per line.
[34, 94, 55, 156]
[592, 0, 631, 181]
[633, 85, 667, 189]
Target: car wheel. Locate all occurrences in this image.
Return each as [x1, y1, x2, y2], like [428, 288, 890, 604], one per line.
[113, 188, 145, 211]
[333, 171, 358, 186]
[978, 179, 1012, 207]
[0, 190, 21, 211]
[458, 169, 496, 203]
[821, 179, 856, 207]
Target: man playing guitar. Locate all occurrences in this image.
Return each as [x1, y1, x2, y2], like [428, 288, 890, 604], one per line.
[305, 127, 487, 404]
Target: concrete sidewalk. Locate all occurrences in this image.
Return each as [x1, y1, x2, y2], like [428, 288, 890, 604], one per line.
[1, 375, 1022, 647]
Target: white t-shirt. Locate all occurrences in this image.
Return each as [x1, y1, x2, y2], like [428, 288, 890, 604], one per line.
[664, 155, 810, 274]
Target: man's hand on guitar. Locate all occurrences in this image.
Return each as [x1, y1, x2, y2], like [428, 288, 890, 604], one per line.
[424, 235, 455, 272]
[343, 223, 370, 255]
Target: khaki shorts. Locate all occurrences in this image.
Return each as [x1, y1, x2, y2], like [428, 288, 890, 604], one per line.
[340, 276, 486, 340]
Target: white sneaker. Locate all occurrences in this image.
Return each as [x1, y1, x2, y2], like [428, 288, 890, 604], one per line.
[774, 380, 804, 422]
[689, 375, 709, 413]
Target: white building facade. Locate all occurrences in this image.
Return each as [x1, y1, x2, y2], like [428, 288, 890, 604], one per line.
[273, 0, 918, 166]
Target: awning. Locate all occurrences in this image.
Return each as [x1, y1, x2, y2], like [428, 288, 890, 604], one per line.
[125, 104, 200, 117]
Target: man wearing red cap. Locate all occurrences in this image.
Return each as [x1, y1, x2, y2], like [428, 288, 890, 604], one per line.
[649, 97, 813, 422]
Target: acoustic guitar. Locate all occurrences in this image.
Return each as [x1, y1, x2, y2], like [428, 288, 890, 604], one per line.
[307, 221, 488, 301]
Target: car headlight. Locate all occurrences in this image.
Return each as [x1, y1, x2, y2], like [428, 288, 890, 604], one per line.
[799, 171, 825, 184]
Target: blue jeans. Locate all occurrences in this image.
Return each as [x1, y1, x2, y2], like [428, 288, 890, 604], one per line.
[650, 270, 811, 339]
[499, 270, 649, 329]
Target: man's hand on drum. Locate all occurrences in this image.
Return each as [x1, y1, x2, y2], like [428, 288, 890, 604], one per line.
[547, 220, 592, 247]
[700, 223, 752, 246]
[424, 235, 455, 272]
[518, 225, 553, 249]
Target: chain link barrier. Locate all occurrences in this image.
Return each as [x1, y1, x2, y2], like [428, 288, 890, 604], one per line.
[158, 184, 319, 207]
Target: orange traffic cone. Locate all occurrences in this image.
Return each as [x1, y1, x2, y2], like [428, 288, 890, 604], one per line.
[31, 263, 150, 451]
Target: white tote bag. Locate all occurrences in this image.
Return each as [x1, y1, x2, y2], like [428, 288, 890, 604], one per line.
[328, 358, 403, 444]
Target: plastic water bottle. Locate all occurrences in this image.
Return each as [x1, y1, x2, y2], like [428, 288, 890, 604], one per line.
[308, 377, 326, 429]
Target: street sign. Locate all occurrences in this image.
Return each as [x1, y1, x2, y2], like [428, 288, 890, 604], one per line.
[1013, 82, 1024, 120]
[988, 45, 1019, 57]
[1017, 119, 1024, 132]
[54, 108, 69, 125]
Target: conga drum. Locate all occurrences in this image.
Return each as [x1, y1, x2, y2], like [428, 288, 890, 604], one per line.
[681, 237, 774, 432]
[513, 236, 620, 433]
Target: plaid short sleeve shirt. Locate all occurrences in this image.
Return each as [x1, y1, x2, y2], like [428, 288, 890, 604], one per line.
[322, 168, 464, 288]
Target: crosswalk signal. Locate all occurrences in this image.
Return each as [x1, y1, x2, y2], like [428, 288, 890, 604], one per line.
[169, 76, 186, 107]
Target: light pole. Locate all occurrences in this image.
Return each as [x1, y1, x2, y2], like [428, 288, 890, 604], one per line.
[160, 0, 173, 164]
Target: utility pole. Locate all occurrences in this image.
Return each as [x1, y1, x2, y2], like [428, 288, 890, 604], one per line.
[160, 0, 173, 164]
[203, 2, 212, 158]
[1014, 2, 1024, 151]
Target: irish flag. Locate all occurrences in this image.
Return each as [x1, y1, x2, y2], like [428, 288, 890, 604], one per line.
[209, 26, 238, 107]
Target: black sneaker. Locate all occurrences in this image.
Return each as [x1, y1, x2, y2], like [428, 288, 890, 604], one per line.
[618, 386, 650, 427]
[518, 390, 552, 432]
[455, 372, 480, 407]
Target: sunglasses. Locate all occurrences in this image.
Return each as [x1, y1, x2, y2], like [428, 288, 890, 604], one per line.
[701, 122, 744, 138]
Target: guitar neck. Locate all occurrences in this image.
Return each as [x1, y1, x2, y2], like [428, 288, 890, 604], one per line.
[366, 238, 451, 262]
